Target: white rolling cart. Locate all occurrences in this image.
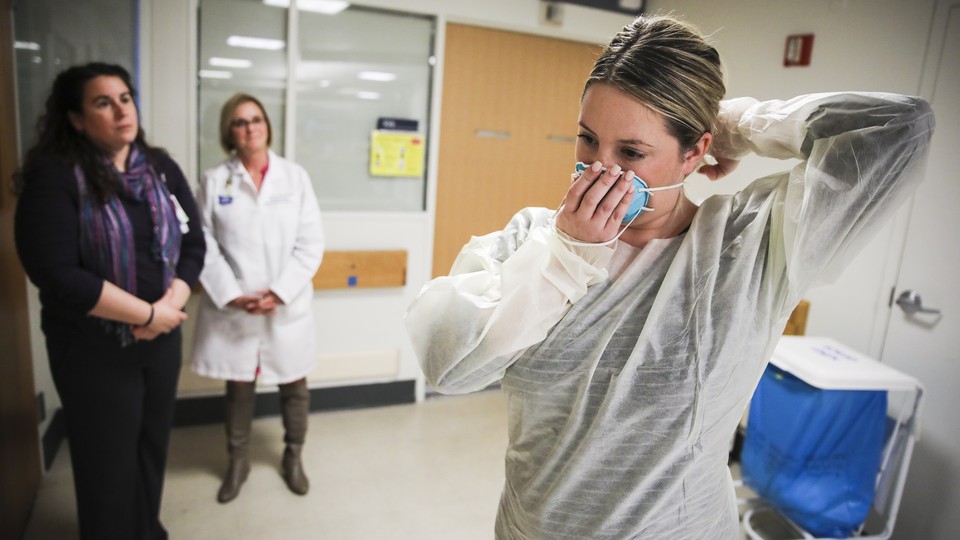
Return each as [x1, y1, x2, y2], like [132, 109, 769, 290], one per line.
[739, 336, 924, 540]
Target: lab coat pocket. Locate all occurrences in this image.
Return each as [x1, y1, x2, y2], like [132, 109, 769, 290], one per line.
[262, 194, 299, 232]
[193, 296, 263, 378]
[264, 192, 298, 206]
[211, 200, 249, 247]
[218, 307, 260, 341]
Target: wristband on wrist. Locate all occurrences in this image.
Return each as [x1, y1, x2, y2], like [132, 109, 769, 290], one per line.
[141, 305, 155, 327]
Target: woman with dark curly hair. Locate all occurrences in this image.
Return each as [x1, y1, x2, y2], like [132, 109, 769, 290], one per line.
[14, 62, 205, 540]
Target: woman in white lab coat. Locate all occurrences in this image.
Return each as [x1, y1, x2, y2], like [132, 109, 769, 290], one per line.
[192, 93, 324, 503]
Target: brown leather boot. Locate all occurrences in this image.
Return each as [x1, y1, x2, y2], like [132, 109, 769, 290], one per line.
[282, 444, 309, 495]
[217, 380, 256, 503]
[279, 378, 310, 495]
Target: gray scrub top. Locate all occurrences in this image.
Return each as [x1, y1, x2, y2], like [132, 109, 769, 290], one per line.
[406, 92, 934, 539]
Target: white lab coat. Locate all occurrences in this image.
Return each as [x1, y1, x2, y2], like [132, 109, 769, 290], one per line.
[405, 93, 934, 539]
[192, 150, 324, 384]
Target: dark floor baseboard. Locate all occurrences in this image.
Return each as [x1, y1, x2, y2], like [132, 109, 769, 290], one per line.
[41, 409, 66, 471]
[172, 379, 417, 427]
[41, 379, 416, 470]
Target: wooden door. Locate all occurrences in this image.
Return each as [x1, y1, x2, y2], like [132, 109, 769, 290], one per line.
[0, 1, 42, 538]
[433, 24, 601, 276]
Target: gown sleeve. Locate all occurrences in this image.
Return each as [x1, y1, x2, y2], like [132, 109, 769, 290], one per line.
[405, 208, 615, 394]
[714, 92, 935, 309]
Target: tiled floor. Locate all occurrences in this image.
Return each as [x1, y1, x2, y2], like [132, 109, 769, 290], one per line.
[24, 391, 508, 540]
[22, 390, 754, 539]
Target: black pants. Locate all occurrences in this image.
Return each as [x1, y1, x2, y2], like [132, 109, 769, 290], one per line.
[47, 325, 182, 540]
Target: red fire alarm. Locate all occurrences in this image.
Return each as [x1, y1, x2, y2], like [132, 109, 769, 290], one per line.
[784, 34, 814, 67]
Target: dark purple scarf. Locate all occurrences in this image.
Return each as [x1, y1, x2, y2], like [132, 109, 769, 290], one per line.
[76, 144, 182, 346]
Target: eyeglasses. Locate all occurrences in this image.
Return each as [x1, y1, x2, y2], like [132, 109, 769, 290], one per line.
[230, 116, 264, 129]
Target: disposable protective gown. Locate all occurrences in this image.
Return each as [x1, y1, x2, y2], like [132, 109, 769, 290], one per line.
[405, 93, 934, 539]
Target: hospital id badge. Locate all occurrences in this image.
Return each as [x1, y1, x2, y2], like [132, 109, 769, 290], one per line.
[169, 195, 190, 233]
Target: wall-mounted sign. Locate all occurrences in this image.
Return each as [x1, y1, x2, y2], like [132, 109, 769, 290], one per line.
[370, 131, 425, 177]
[377, 117, 420, 131]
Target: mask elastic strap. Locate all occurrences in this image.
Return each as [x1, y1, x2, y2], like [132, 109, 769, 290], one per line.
[637, 181, 685, 211]
[552, 203, 643, 248]
[641, 181, 685, 192]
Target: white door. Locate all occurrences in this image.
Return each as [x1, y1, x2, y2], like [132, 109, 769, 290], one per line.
[883, 2, 960, 538]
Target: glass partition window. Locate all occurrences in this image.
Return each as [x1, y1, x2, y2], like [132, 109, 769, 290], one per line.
[198, 0, 288, 176]
[295, 8, 434, 212]
[13, 0, 136, 158]
[198, 1, 435, 212]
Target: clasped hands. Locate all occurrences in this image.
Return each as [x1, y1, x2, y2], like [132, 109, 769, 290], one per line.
[227, 290, 283, 316]
[132, 279, 191, 341]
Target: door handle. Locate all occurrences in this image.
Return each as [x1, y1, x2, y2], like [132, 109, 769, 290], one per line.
[895, 290, 941, 315]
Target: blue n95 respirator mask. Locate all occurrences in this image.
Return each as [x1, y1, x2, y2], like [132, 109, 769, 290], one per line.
[574, 162, 685, 224]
